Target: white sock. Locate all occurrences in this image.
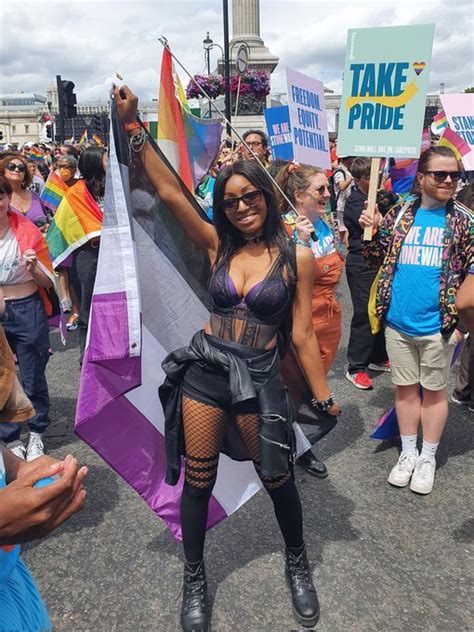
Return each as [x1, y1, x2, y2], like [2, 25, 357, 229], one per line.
[29, 432, 42, 439]
[421, 440, 439, 462]
[400, 434, 418, 455]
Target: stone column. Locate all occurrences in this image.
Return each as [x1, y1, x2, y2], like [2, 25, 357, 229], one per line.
[232, 0, 260, 39]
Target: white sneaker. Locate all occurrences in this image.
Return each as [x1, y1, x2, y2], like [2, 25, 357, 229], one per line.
[26, 434, 45, 462]
[388, 450, 418, 487]
[7, 440, 26, 460]
[410, 456, 436, 495]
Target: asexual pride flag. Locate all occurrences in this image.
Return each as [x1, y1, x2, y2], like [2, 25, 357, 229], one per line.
[75, 100, 311, 539]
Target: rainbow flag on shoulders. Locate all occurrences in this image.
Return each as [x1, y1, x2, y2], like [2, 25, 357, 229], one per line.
[46, 179, 102, 268]
[40, 170, 69, 213]
[158, 45, 222, 192]
[438, 127, 471, 161]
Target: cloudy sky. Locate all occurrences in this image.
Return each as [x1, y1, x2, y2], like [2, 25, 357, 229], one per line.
[0, 0, 473, 104]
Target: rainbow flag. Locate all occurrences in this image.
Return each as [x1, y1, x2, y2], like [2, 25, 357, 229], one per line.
[29, 146, 43, 162]
[93, 133, 104, 147]
[438, 127, 471, 161]
[46, 179, 102, 268]
[390, 159, 418, 196]
[79, 129, 88, 144]
[158, 45, 222, 192]
[433, 111, 448, 133]
[40, 170, 69, 213]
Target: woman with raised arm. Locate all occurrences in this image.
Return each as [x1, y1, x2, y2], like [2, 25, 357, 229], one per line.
[114, 85, 339, 632]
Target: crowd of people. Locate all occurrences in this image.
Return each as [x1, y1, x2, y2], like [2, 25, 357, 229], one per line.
[0, 90, 473, 630]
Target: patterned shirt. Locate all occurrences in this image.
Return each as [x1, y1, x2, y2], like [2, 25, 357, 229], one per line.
[363, 196, 474, 336]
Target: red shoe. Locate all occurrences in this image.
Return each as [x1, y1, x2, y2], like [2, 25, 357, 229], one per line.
[346, 371, 373, 390]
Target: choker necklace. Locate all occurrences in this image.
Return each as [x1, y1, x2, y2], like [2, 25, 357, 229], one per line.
[243, 235, 264, 247]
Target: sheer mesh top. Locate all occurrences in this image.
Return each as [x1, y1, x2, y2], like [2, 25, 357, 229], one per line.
[208, 254, 291, 348]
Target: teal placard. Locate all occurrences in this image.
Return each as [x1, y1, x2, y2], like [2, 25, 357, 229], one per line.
[337, 24, 435, 159]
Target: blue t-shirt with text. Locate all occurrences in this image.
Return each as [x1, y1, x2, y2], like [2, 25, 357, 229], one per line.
[386, 206, 445, 336]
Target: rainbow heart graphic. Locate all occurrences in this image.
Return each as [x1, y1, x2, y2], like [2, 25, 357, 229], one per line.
[413, 62, 426, 76]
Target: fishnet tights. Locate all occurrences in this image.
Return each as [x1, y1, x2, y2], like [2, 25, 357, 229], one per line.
[182, 397, 290, 491]
[181, 396, 301, 562]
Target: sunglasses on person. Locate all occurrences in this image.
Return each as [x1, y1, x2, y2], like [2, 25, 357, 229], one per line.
[308, 185, 330, 197]
[423, 170, 462, 183]
[221, 189, 263, 214]
[5, 162, 26, 173]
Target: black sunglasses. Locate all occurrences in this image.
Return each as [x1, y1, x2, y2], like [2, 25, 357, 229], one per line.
[5, 162, 26, 173]
[423, 170, 462, 183]
[221, 189, 263, 214]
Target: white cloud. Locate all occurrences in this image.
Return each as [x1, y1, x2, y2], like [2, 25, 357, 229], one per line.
[0, 0, 472, 103]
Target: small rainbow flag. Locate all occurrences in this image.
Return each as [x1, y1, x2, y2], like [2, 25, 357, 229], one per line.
[92, 134, 104, 147]
[158, 46, 222, 192]
[79, 129, 88, 144]
[40, 170, 69, 213]
[433, 111, 448, 133]
[438, 127, 471, 161]
[46, 180, 102, 268]
[29, 146, 43, 162]
[390, 159, 418, 196]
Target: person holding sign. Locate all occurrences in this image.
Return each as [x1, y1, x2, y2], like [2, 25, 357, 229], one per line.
[359, 146, 474, 494]
[344, 158, 390, 390]
[277, 163, 344, 478]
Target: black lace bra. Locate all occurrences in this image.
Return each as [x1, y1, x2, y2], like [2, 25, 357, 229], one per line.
[208, 254, 291, 348]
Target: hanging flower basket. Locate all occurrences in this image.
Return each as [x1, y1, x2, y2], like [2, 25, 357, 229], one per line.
[186, 74, 225, 100]
[230, 70, 270, 101]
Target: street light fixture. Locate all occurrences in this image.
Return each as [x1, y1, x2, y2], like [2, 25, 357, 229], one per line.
[203, 31, 213, 75]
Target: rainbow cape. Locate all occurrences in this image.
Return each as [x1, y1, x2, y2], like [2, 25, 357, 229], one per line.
[40, 170, 69, 213]
[438, 127, 471, 161]
[8, 211, 56, 315]
[158, 45, 222, 192]
[79, 129, 88, 144]
[46, 179, 102, 268]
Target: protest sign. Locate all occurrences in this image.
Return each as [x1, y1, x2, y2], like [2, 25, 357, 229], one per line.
[337, 24, 435, 159]
[440, 93, 474, 170]
[285, 68, 330, 169]
[264, 106, 294, 161]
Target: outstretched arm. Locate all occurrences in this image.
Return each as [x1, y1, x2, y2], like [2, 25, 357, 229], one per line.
[291, 246, 340, 414]
[114, 86, 218, 258]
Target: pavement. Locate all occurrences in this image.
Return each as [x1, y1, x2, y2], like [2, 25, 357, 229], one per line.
[22, 274, 473, 632]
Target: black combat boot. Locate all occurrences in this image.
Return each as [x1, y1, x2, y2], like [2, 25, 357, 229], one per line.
[285, 545, 320, 628]
[180, 560, 209, 632]
[296, 449, 328, 479]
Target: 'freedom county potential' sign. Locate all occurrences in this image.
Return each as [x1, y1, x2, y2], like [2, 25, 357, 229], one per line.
[286, 68, 330, 169]
[337, 24, 435, 159]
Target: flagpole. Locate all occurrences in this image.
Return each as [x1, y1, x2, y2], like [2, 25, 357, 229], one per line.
[157, 36, 299, 216]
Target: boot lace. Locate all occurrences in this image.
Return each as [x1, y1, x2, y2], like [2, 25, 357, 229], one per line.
[179, 562, 206, 612]
[287, 551, 314, 591]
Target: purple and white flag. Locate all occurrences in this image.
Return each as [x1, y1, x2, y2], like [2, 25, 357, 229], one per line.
[75, 101, 310, 539]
